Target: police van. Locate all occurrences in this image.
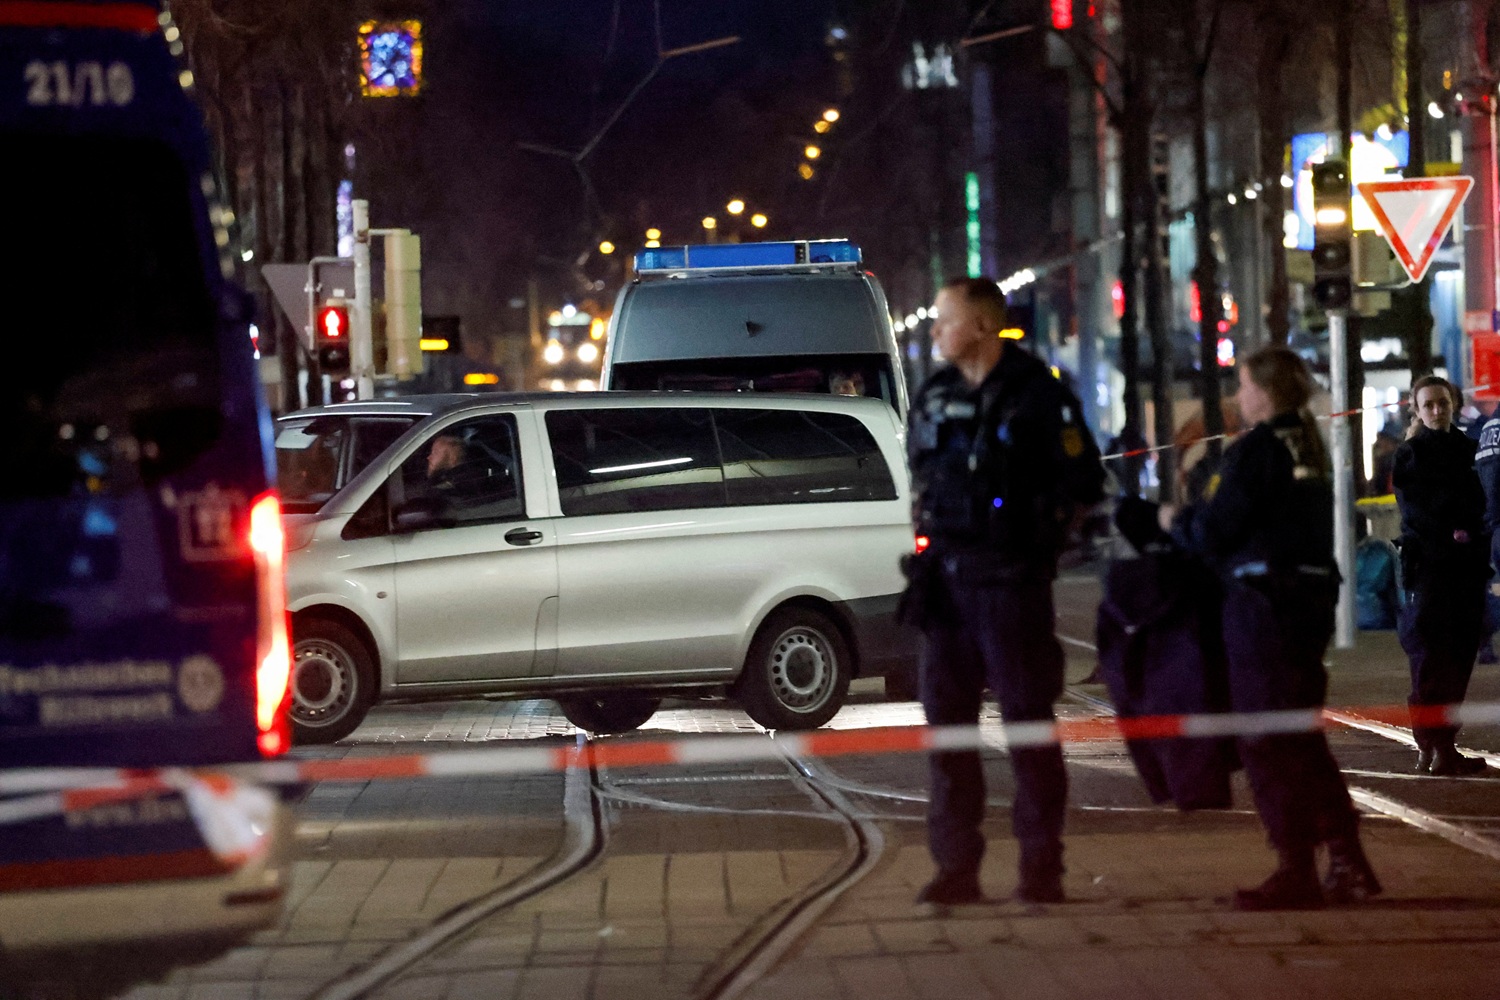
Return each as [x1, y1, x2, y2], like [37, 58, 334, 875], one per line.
[0, 0, 292, 957]
[601, 239, 910, 419]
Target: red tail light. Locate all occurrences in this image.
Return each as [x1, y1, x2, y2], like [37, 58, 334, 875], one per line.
[914, 534, 930, 554]
[249, 492, 291, 756]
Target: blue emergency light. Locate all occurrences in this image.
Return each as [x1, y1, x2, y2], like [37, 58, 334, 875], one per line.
[634, 239, 861, 273]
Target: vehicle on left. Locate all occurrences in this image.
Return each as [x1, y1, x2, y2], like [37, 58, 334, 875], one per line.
[0, 0, 294, 969]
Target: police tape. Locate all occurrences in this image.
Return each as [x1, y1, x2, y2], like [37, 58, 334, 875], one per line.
[2, 700, 1498, 829]
[1099, 380, 1500, 464]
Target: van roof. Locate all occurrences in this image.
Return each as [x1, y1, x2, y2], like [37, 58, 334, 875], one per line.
[282, 390, 897, 422]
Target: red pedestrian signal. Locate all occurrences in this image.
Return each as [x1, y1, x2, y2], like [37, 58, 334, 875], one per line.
[316, 304, 348, 340]
[1050, 0, 1073, 30]
[315, 302, 351, 375]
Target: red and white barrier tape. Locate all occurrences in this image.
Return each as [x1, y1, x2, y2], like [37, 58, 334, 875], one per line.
[3, 700, 1497, 829]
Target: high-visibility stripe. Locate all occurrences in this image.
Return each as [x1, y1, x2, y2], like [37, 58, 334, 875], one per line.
[0, 1, 159, 32]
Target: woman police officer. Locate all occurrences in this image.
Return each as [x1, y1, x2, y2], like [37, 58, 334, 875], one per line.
[1159, 345, 1380, 910]
[1394, 375, 1491, 777]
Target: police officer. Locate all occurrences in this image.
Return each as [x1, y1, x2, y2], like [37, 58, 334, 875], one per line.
[904, 277, 1088, 907]
[1160, 346, 1380, 909]
[1395, 375, 1490, 776]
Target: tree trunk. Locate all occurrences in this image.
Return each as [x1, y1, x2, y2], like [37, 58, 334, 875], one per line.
[1189, 0, 1224, 463]
[1115, 0, 1151, 496]
[1256, 5, 1292, 345]
[1336, 0, 1367, 491]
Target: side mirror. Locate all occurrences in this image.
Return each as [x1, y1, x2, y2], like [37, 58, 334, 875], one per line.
[392, 495, 450, 533]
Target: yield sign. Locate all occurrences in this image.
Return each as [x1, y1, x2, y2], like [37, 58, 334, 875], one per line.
[1355, 176, 1474, 283]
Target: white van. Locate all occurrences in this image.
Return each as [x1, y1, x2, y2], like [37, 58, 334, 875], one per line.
[277, 392, 922, 742]
[601, 240, 909, 419]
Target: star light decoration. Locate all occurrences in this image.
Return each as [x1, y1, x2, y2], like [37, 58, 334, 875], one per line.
[359, 21, 423, 98]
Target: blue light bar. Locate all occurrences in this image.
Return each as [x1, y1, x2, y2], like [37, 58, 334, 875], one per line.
[634, 239, 861, 272]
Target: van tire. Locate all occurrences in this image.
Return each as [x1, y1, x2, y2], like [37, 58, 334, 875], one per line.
[558, 694, 661, 735]
[291, 619, 376, 745]
[736, 608, 851, 730]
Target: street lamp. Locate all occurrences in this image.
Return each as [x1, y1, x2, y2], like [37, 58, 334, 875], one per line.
[702, 216, 717, 230]
[822, 108, 839, 123]
[814, 120, 831, 134]
[645, 227, 662, 240]
[726, 199, 745, 215]
[599, 240, 615, 254]
[804, 144, 821, 160]
[750, 213, 768, 228]
[543, 340, 564, 365]
[798, 163, 815, 180]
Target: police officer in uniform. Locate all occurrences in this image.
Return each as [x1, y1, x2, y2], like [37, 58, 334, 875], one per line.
[1160, 346, 1380, 909]
[903, 277, 1086, 906]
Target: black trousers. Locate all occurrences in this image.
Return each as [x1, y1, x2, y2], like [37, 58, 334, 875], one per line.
[919, 567, 1067, 878]
[1222, 577, 1357, 854]
[1399, 563, 1487, 748]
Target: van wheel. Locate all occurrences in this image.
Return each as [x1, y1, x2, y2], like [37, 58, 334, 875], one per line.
[558, 694, 661, 735]
[291, 620, 375, 745]
[736, 608, 850, 730]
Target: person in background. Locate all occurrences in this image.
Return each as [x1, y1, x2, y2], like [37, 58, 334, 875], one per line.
[829, 371, 865, 397]
[1395, 375, 1491, 775]
[1159, 346, 1379, 910]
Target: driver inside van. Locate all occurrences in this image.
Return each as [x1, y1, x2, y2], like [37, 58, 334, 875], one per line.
[425, 433, 469, 494]
[830, 371, 865, 397]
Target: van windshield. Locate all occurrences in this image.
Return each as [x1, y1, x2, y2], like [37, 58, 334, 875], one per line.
[0, 134, 219, 502]
[276, 415, 419, 512]
[608, 355, 898, 410]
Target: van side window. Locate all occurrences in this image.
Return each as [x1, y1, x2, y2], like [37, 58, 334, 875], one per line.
[715, 408, 898, 506]
[547, 409, 724, 515]
[396, 415, 524, 528]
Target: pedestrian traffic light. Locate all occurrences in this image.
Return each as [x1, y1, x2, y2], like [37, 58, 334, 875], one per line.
[315, 301, 350, 374]
[1311, 159, 1352, 311]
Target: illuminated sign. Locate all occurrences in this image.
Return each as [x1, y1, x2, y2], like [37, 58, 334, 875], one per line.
[359, 21, 423, 97]
[1290, 130, 1409, 250]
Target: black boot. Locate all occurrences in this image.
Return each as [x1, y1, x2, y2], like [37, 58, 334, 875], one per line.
[1323, 835, 1383, 904]
[1428, 743, 1488, 776]
[1016, 847, 1065, 904]
[915, 868, 983, 906]
[1233, 849, 1324, 911]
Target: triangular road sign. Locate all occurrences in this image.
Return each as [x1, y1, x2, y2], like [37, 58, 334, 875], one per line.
[1355, 176, 1474, 283]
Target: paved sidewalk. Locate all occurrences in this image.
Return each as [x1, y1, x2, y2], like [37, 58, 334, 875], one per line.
[748, 806, 1500, 1000]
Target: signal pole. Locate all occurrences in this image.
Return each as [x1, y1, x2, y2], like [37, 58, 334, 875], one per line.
[1328, 306, 1358, 649]
[352, 198, 375, 400]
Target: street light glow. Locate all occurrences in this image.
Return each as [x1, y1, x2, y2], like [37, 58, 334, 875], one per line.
[798, 163, 815, 180]
[804, 144, 821, 159]
[646, 227, 662, 240]
[823, 108, 839, 122]
[814, 120, 830, 134]
[750, 213, 768, 228]
[543, 340, 564, 365]
[702, 216, 717, 230]
[644, 239, 660, 248]
[599, 240, 615, 254]
[577, 341, 599, 363]
[1429, 101, 1445, 119]
[727, 199, 745, 215]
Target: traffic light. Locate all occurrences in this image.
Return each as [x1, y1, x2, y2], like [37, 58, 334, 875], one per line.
[1311, 159, 1352, 311]
[315, 301, 350, 375]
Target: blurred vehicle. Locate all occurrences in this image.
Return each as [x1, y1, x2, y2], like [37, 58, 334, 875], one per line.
[0, 0, 292, 957]
[279, 392, 922, 742]
[601, 239, 909, 419]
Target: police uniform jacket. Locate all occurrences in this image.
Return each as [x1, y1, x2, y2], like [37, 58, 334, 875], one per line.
[1393, 426, 1489, 581]
[1473, 415, 1500, 536]
[1169, 412, 1333, 579]
[908, 343, 1070, 572]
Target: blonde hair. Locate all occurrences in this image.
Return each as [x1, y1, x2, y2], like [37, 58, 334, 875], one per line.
[1407, 375, 1460, 439]
[1242, 346, 1328, 474]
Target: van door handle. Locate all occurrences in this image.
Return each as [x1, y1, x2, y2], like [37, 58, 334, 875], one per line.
[504, 527, 544, 546]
